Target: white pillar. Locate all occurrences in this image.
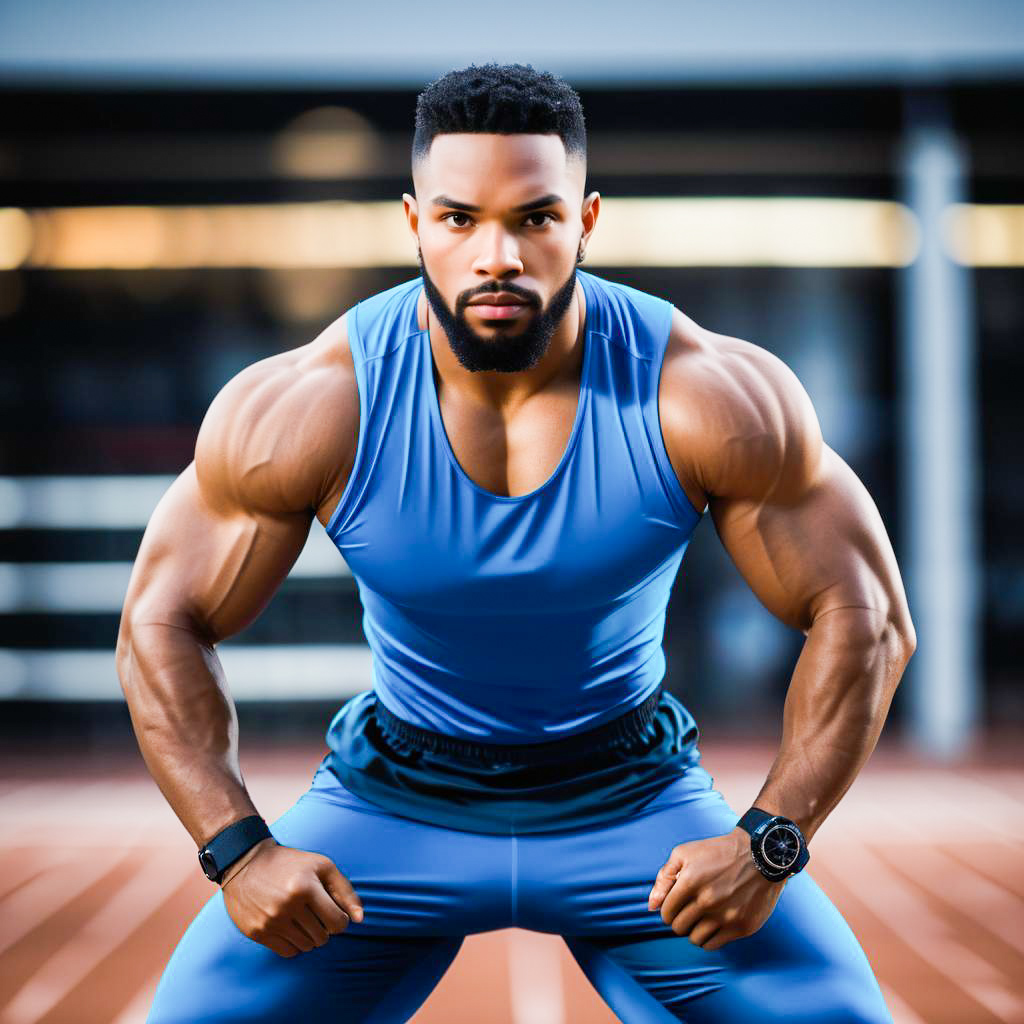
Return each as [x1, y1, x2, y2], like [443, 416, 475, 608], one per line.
[898, 89, 982, 760]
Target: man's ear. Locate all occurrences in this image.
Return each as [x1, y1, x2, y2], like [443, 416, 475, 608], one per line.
[580, 191, 600, 252]
[403, 192, 419, 242]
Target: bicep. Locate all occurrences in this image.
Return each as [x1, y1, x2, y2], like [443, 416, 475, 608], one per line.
[710, 444, 909, 633]
[123, 460, 312, 644]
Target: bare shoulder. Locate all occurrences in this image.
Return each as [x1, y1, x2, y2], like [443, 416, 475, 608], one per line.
[195, 310, 358, 524]
[659, 306, 824, 506]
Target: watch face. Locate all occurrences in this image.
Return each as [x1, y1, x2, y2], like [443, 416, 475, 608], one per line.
[199, 849, 220, 881]
[760, 823, 801, 871]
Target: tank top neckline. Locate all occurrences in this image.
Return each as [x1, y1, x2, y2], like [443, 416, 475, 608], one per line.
[411, 273, 597, 504]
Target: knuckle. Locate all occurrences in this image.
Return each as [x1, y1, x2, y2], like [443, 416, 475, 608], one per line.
[313, 855, 334, 875]
[286, 875, 309, 897]
[695, 887, 714, 909]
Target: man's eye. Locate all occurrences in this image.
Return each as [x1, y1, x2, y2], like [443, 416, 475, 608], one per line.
[525, 212, 555, 227]
[443, 212, 472, 227]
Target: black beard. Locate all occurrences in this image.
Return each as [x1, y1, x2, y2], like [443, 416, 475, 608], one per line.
[418, 249, 579, 373]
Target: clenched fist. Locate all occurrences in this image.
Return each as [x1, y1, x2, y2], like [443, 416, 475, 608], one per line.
[221, 840, 364, 958]
[647, 827, 785, 951]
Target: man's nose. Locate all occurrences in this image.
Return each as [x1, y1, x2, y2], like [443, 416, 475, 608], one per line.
[472, 225, 524, 278]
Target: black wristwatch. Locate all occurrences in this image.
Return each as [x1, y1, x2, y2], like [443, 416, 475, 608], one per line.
[737, 807, 810, 882]
[198, 815, 273, 884]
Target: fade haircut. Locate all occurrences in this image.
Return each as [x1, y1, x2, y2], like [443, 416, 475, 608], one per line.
[412, 63, 587, 170]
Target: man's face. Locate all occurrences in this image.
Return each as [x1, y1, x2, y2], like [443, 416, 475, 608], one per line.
[405, 133, 596, 373]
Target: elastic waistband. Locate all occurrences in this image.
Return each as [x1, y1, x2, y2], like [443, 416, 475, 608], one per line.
[372, 685, 664, 767]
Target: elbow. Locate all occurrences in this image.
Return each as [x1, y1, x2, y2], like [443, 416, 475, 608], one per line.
[881, 603, 916, 680]
[115, 615, 140, 703]
[813, 602, 916, 675]
[889, 588, 917, 665]
[896, 615, 917, 667]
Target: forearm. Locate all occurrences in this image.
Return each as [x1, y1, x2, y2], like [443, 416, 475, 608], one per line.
[116, 618, 259, 846]
[750, 605, 914, 844]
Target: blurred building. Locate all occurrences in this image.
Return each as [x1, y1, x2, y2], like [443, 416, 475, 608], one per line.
[1, 1, 1022, 759]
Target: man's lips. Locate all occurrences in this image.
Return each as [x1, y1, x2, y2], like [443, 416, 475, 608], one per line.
[470, 302, 527, 319]
[467, 292, 533, 319]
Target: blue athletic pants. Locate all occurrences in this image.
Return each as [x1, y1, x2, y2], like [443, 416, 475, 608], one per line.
[147, 759, 893, 1023]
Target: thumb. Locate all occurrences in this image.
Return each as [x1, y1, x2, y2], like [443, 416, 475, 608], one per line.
[316, 857, 364, 924]
[648, 849, 684, 911]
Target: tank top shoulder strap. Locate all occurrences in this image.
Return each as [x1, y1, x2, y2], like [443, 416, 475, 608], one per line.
[580, 271, 702, 526]
[347, 276, 421, 366]
[580, 270, 674, 362]
[327, 277, 420, 537]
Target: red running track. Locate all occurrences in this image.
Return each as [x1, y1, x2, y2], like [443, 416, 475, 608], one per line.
[1, 735, 1022, 1024]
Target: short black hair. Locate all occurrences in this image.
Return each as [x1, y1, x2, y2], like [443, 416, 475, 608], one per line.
[412, 63, 586, 169]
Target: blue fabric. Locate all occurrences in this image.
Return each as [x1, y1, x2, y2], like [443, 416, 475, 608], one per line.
[147, 761, 893, 1023]
[324, 270, 704, 742]
[326, 687, 701, 835]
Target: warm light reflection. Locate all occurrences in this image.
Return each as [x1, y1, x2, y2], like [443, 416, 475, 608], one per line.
[0, 198, 1020, 269]
[945, 203, 1024, 267]
[587, 197, 918, 267]
[0, 208, 33, 269]
[271, 106, 379, 179]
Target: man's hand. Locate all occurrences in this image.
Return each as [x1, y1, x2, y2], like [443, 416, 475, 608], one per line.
[647, 828, 786, 951]
[221, 840, 364, 958]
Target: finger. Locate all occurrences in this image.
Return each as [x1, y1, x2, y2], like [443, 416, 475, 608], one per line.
[317, 859, 364, 923]
[660, 878, 701, 926]
[688, 919, 722, 948]
[277, 920, 316, 954]
[666, 898, 705, 937]
[702, 929, 737, 952]
[648, 851, 685, 910]
[293, 906, 331, 947]
[308, 882, 353, 935]
[262, 934, 302, 959]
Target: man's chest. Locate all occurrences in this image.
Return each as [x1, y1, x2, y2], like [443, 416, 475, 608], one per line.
[434, 379, 582, 500]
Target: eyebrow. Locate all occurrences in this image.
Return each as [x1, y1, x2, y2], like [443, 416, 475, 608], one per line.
[430, 193, 564, 214]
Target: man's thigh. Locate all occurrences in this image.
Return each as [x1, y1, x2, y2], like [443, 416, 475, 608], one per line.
[517, 765, 892, 1023]
[147, 763, 515, 1023]
[147, 899, 463, 1024]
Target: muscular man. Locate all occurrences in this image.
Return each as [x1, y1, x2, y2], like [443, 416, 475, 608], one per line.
[118, 63, 915, 1022]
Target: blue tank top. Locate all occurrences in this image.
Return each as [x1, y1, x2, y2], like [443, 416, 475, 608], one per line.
[324, 270, 704, 743]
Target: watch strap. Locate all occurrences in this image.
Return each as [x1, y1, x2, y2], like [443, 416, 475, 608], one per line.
[737, 807, 774, 834]
[198, 815, 273, 884]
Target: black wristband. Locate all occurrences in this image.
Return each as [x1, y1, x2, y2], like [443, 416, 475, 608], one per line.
[198, 815, 273, 884]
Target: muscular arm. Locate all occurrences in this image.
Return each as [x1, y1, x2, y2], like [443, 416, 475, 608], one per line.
[650, 312, 915, 947]
[116, 316, 362, 954]
[701, 342, 915, 841]
[662, 313, 916, 838]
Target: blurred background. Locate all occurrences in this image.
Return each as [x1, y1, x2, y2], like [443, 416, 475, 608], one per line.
[1, 2, 1022, 1023]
